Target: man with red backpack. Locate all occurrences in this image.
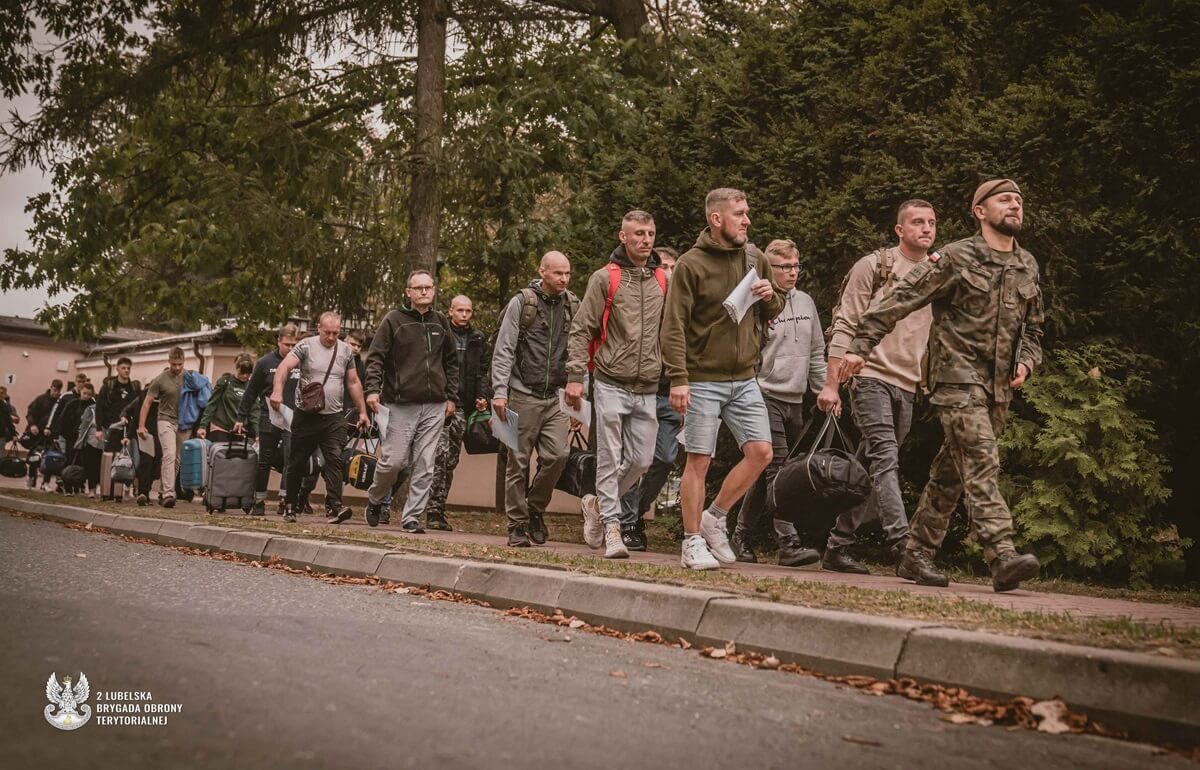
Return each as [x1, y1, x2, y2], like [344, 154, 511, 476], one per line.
[565, 210, 667, 559]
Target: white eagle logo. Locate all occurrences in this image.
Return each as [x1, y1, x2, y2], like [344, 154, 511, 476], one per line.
[45, 672, 92, 730]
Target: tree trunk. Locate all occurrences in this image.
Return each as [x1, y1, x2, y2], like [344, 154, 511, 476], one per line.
[404, 0, 448, 277]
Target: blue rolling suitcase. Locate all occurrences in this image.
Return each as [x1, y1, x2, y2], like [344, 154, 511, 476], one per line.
[180, 438, 211, 492]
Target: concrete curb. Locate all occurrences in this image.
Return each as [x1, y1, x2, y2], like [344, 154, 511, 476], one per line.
[2, 493, 1196, 746]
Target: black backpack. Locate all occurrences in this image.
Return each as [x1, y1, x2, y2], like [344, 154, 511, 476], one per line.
[768, 412, 870, 529]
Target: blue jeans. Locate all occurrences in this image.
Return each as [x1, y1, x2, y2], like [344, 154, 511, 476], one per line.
[682, 379, 771, 455]
[619, 395, 681, 527]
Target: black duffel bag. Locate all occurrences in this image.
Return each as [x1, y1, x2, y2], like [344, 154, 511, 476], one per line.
[554, 426, 595, 499]
[768, 411, 870, 530]
[1, 442, 26, 478]
[463, 410, 499, 455]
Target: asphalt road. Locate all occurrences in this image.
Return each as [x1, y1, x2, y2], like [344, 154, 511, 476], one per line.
[0, 513, 1186, 769]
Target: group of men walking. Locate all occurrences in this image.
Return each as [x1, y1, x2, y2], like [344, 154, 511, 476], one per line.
[9, 179, 1044, 593]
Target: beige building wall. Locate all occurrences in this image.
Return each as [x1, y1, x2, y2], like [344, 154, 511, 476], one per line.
[0, 338, 81, 424]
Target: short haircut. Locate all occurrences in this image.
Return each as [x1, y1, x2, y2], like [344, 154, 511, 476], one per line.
[406, 270, 434, 287]
[51, 379, 63, 390]
[897, 199, 936, 224]
[622, 210, 654, 225]
[234, 353, 255, 374]
[116, 356, 132, 367]
[317, 311, 340, 327]
[655, 246, 678, 262]
[168, 346, 185, 361]
[79, 382, 94, 395]
[346, 330, 367, 344]
[704, 187, 747, 215]
[277, 322, 299, 340]
[75, 372, 88, 382]
[449, 295, 472, 308]
[764, 239, 800, 261]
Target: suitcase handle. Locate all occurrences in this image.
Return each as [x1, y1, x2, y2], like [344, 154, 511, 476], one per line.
[224, 434, 252, 459]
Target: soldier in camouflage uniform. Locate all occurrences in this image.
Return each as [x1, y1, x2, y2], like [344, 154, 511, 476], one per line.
[423, 295, 491, 530]
[842, 179, 1044, 592]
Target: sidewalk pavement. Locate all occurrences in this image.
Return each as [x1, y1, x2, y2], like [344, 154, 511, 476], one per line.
[2, 475, 1196, 628]
[3, 487, 1198, 746]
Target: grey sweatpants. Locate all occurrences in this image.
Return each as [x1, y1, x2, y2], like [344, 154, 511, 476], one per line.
[592, 380, 657, 525]
[367, 402, 445, 525]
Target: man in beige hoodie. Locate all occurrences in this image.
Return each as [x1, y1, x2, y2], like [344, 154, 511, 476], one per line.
[818, 199, 936, 574]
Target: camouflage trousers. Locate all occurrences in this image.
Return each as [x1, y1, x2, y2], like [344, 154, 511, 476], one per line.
[424, 410, 466, 521]
[907, 384, 1016, 564]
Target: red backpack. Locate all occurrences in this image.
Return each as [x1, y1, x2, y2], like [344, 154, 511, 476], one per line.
[587, 262, 667, 371]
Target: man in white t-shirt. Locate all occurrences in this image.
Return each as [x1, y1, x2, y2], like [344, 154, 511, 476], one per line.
[271, 311, 369, 524]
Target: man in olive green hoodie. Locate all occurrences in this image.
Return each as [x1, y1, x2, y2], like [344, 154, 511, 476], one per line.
[660, 188, 787, 570]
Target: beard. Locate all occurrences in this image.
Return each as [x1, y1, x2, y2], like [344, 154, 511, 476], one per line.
[722, 226, 747, 247]
[992, 215, 1022, 237]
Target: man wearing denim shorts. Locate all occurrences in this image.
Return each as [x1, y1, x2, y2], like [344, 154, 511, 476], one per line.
[660, 188, 786, 570]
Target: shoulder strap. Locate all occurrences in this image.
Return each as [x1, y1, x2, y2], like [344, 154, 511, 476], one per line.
[875, 247, 894, 289]
[652, 267, 667, 294]
[599, 263, 622, 343]
[517, 288, 539, 332]
[320, 342, 337, 386]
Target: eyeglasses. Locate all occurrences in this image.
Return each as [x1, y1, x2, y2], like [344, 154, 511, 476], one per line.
[770, 263, 800, 272]
[407, 286, 434, 293]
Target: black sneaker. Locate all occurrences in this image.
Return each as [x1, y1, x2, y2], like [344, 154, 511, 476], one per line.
[990, 552, 1040, 593]
[161, 495, 176, 509]
[299, 499, 315, 516]
[281, 504, 297, 523]
[507, 526, 531, 547]
[401, 520, 425, 534]
[248, 500, 266, 517]
[136, 494, 150, 507]
[621, 526, 647, 552]
[326, 506, 352, 525]
[778, 536, 820, 567]
[896, 549, 950, 587]
[729, 529, 757, 563]
[426, 516, 452, 532]
[366, 502, 382, 528]
[822, 547, 871, 574]
[527, 510, 548, 544]
[379, 509, 391, 525]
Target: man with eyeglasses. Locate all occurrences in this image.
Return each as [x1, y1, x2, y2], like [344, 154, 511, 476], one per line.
[362, 269, 460, 533]
[728, 239, 828, 567]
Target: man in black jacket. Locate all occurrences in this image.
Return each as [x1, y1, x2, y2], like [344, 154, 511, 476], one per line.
[22, 379, 62, 488]
[363, 270, 460, 532]
[95, 357, 141, 445]
[421, 294, 491, 531]
[234, 323, 300, 516]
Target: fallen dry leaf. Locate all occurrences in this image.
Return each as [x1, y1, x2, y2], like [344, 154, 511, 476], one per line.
[568, 619, 586, 629]
[1031, 700, 1074, 734]
[84, 522, 93, 530]
[640, 662, 664, 669]
[74, 553, 86, 558]
[707, 647, 727, 659]
[610, 670, 627, 679]
[678, 638, 692, 650]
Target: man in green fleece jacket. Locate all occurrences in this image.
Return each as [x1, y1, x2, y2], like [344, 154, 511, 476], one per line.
[660, 188, 787, 570]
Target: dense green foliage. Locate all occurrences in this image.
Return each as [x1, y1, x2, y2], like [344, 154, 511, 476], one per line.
[3, 0, 1197, 582]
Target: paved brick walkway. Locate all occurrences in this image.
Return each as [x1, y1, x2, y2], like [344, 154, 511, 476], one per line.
[3, 476, 1197, 628]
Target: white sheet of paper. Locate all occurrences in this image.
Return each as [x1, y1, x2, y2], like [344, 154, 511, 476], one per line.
[137, 432, 157, 458]
[489, 409, 520, 451]
[722, 267, 761, 323]
[557, 388, 592, 428]
[374, 404, 390, 436]
[268, 404, 294, 431]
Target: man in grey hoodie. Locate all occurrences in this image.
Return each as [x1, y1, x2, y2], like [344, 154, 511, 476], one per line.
[730, 239, 827, 567]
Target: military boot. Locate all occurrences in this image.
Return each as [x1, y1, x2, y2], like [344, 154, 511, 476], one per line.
[729, 528, 757, 563]
[896, 550, 950, 587]
[990, 552, 1040, 592]
[821, 547, 870, 574]
[777, 536, 820, 568]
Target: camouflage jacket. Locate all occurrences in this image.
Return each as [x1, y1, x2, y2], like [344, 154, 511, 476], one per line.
[847, 233, 1044, 403]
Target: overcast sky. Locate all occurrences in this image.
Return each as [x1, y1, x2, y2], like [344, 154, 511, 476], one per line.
[1, 87, 71, 319]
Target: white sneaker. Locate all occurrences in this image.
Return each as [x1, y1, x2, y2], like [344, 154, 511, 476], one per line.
[581, 494, 604, 549]
[603, 522, 629, 559]
[700, 511, 737, 564]
[681, 534, 719, 570]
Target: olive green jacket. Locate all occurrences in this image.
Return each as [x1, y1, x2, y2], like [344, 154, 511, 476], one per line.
[848, 233, 1044, 403]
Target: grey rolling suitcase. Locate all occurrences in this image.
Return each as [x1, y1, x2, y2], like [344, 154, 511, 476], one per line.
[203, 437, 258, 513]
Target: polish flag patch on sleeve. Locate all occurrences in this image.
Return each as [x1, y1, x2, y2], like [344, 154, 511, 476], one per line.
[929, 251, 942, 263]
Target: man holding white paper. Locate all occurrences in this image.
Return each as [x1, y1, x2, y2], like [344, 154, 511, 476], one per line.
[565, 210, 666, 559]
[659, 188, 786, 570]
